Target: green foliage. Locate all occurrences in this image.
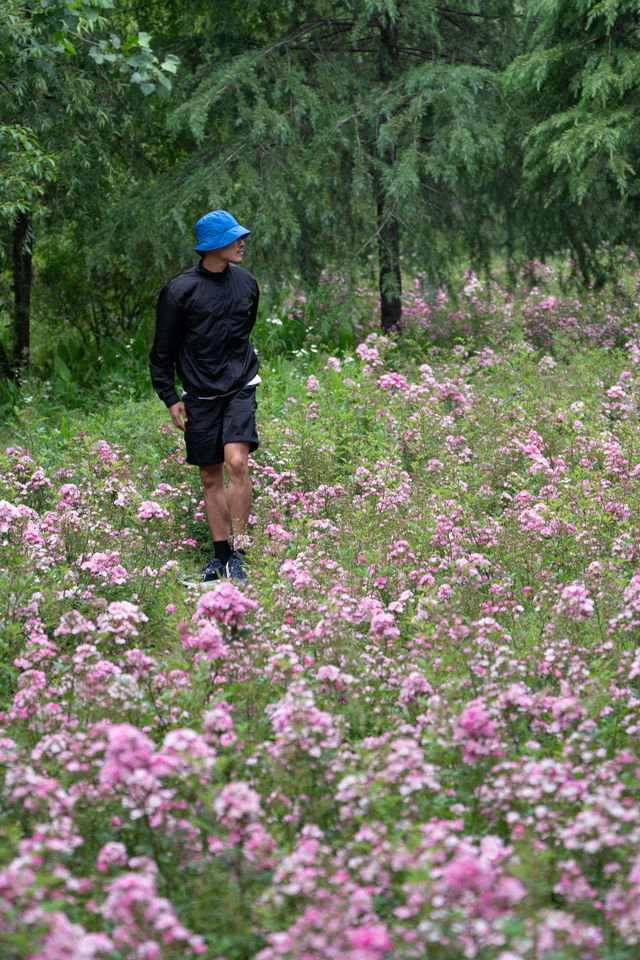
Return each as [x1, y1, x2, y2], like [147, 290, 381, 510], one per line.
[134, 0, 521, 295]
[0, 125, 56, 219]
[0, 0, 180, 371]
[504, 0, 640, 282]
[3, 0, 640, 389]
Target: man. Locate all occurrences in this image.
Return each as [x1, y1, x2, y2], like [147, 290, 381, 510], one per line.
[149, 209, 261, 585]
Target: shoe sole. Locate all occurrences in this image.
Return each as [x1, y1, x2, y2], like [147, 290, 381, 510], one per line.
[178, 573, 226, 588]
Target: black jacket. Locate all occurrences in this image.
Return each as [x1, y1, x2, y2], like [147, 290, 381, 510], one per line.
[149, 261, 260, 407]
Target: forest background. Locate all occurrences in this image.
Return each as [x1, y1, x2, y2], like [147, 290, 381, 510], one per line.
[1, 0, 639, 395]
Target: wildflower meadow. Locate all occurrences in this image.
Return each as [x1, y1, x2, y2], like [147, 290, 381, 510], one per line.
[4, 260, 640, 959]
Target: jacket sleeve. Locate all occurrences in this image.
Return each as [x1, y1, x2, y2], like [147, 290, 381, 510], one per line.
[249, 280, 260, 333]
[149, 285, 183, 407]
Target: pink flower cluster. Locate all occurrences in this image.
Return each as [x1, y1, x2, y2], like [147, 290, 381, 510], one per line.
[5, 261, 640, 957]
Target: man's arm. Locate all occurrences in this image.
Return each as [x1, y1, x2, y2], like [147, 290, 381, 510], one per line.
[149, 285, 183, 409]
[249, 280, 260, 332]
[168, 400, 188, 432]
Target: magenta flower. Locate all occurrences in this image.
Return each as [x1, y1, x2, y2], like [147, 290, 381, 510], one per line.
[452, 699, 501, 763]
[213, 782, 263, 823]
[96, 841, 128, 873]
[347, 923, 392, 955]
[96, 601, 148, 641]
[102, 871, 205, 956]
[195, 581, 258, 628]
[0, 499, 36, 531]
[182, 620, 229, 662]
[136, 500, 170, 520]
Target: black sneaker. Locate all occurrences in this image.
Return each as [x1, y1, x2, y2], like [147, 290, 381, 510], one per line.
[178, 557, 226, 587]
[226, 550, 248, 584]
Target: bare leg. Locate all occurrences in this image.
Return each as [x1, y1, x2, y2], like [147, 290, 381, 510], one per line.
[224, 442, 252, 538]
[199, 463, 231, 541]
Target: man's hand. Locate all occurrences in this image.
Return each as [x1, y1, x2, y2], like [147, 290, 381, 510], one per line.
[169, 401, 188, 432]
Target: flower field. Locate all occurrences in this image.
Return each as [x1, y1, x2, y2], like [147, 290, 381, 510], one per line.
[3, 263, 640, 959]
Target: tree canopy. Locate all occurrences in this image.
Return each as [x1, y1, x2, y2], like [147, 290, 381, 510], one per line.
[148, 0, 522, 327]
[0, 0, 177, 373]
[505, 0, 640, 283]
[2, 0, 640, 377]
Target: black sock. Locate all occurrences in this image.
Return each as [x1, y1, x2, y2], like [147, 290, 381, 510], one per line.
[214, 540, 232, 565]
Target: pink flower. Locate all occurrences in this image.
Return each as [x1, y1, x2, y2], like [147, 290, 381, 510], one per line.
[80, 551, 130, 584]
[443, 852, 493, 891]
[538, 355, 557, 370]
[159, 729, 217, 777]
[195, 581, 258, 628]
[0, 499, 36, 532]
[182, 621, 229, 662]
[539, 295, 557, 309]
[23, 912, 113, 959]
[552, 581, 594, 621]
[202, 702, 235, 735]
[96, 601, 148, 641]
[369, 610, 400, 639]
[137, 500, 169, 520]
[57, 482, 81, 505]
[452, 699, 500, 763]
[99, 724, 161, 788]
[53, 610, 96, 636]
[455, 701, 497, 738]
[213, 782, 262, 823]
[377, 372, 409, 392]
[102, 871, 205, 956]
[347, 923, 392, 955]
[355, 343, 381, 364]
[96, 841, 128, 872]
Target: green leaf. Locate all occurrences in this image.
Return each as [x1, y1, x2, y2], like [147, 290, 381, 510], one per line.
[161, 57, 178, 74]
[54, 354, 72, 384]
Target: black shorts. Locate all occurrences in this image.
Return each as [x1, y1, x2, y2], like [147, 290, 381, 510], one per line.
[184, 385, 259, 466]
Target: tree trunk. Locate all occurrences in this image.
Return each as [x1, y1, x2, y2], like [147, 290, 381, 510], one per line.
[0, 335, 13, 380]
[377, 193, 402, 332]
[377, 15, 402, 333]
[13, 210, 32, 371]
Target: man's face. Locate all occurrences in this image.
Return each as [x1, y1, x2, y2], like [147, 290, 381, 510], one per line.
[214, 236, 246, 264]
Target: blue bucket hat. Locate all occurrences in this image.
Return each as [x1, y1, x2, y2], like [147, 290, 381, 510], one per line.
[194, 209, 250, 252]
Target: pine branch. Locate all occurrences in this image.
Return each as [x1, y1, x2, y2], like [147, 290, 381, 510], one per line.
[437, 5, 525, 21]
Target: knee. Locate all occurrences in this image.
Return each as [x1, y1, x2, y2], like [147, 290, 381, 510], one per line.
[200, 465, 224, 492]
[225, 450, 248, 479]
